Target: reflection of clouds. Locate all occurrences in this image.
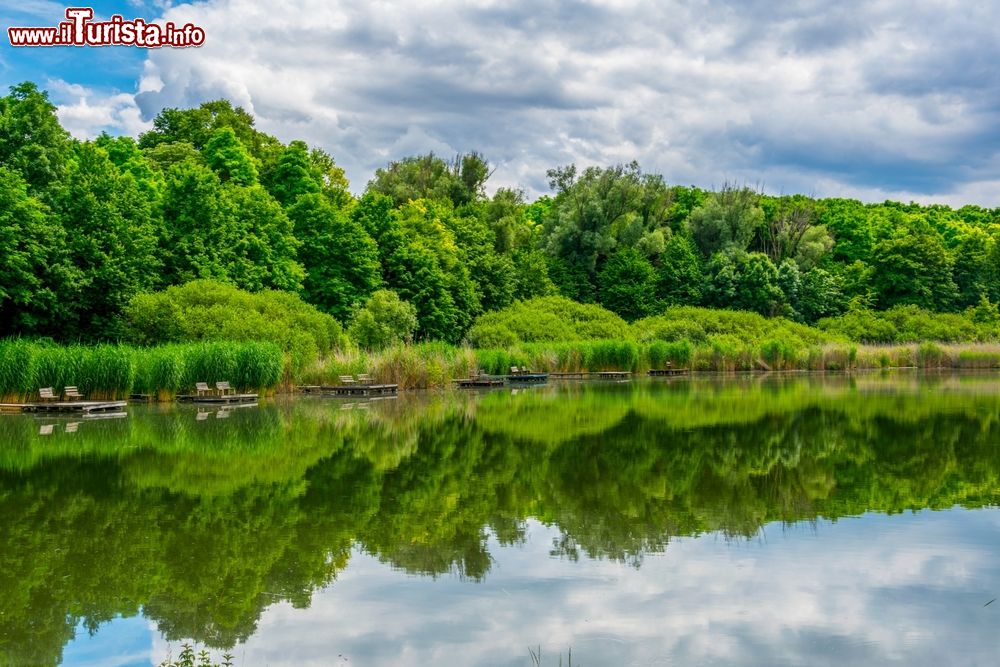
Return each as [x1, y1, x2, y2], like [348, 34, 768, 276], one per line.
[147, 508, 1000, 667]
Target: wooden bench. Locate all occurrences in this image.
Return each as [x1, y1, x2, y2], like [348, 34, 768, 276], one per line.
[64, 386, 83, 401]
[216, 381, 233, 395]
[339, 375, 356, 386]
[195, 382, 212, 397]
[357, 373, 373, 385]
[38, 387, 56, 402]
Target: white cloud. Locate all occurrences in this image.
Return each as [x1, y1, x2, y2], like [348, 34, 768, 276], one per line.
[50, 0, 1000, 204]
[49, 79, 152, 139]
[145, 512, 1000, 667]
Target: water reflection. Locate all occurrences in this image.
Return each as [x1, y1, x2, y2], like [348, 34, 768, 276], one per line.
[0, 373, 998, 665]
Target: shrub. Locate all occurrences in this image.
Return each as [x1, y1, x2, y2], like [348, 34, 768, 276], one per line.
[348, 290, 419, 351]
[124, 280, 346, 375]
[466, 296, 630, 346]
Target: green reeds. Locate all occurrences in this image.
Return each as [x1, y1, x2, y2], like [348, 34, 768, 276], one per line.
[0, 339, 284, 402]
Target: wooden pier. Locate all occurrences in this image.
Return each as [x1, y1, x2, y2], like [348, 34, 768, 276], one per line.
[594, 371, 632, 380]
[506, 373, 549, 384]
[454, 377, 505, 388]
[547, 371, 632, 380]
[177, 393, 259, 404]
[0, 400, 127, 414]
[298, 384, 399, 397]
[647, 368, 690, 376]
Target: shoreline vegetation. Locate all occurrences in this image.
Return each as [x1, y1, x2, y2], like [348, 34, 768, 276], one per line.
[5, 300, 1000, 400]
[4, 83, 1000, 389]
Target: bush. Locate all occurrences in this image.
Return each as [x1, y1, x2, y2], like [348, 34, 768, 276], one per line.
[819, 305, 995, 344]
[466, 296, 630, 346]
[124, 280, 347, 375]
[348, 290, 418, 351]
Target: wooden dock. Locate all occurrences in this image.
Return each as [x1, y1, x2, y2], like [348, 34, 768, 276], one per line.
[299, 384, 399, 397]
[454, 377, 505, 388]
[593, 371, 632, 380]
[647, 368, 690, 376]
[177, 393, 259, 404]
[506, 373, 549, 384]
[0, 400, 127, 414]
[547, 371, 632, 380]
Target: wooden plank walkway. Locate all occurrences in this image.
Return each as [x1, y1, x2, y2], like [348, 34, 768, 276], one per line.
[0, 400, 128, 414]
[298, 384, 399, 396]
[547, 371, 633, 380]
[177, 393, 259, 404]
[506, 373, 549, 384]
[454, 377, 504, 387]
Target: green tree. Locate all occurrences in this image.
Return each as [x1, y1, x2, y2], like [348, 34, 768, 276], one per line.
[49, 143, 160, 338]
[952, 228, 994, 307]
[0, 167, 77, 335]
[704, 251, 785, 316]
[221, 184, 304, 292]
[598, 249, 658, 321]
[0, 82, 71, 191]
[368, 152, 490, 207]
[870, 222, 958, 311]
[687, 185, 763, 257]
[203, 127, 258, 185]
[656, 235, 703, 306]
[159, 160, 232, 284]
[269, 140, 320, 206]
[348, 289, 419, 350]
[542, 162, 672, 302]
[287, 193, 380, 320]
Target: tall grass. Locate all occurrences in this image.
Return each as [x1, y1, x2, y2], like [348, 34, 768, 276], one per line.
[0, 339, 284, 402]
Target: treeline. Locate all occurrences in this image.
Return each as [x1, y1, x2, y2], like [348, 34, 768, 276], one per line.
[3, 81, 1000, 346]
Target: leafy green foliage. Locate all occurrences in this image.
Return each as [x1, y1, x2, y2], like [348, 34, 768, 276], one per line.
[348, 290, 419, 350]
[687, 185, 763, 256]
[0, 167, 77, 335]
[466, 296, 630, 346]
[598, 248, 657, 321]
[818, 305, 997, 343]
[287, 194, 380, 320]
[124, 280, 346, 374]
[203, 127, 258, 185]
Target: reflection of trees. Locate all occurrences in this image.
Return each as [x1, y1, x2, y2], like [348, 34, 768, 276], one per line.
[3, 379, 1000, 664]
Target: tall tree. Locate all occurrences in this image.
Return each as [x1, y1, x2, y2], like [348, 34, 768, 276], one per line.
[49, 143, 160, 338]
[0, 167, 78, 335]
[287, 193, 380, 320]
[203, 127, 258, 186]
[687, 184, 763, 257]
[0, 82, 71, 192]
[598, 249, 658, 321]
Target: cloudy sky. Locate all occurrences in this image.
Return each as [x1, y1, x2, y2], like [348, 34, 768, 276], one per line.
[2, 0, 1000, 204]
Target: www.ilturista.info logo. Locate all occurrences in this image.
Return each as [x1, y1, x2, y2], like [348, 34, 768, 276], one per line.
[7, 7, 205, 48]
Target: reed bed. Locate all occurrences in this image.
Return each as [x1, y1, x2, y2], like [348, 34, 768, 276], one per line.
[0, 339, 283, 402]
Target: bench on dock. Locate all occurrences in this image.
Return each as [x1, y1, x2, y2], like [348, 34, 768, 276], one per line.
[339, 375, 356, 385]
[357, 373, 373, 385]
[216, 381, 234, 396]
[195, 382, 212, 397]
[64, 386, 83, 401]
[38, 387, 57, 402]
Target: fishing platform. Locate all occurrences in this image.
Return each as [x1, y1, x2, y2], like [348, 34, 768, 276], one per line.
[0, 400, 127, 414]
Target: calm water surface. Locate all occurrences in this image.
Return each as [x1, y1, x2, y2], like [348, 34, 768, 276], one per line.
[3, 373, 1000, 666]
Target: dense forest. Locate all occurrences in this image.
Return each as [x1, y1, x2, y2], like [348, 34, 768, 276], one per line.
[3, 81, 1000, 349]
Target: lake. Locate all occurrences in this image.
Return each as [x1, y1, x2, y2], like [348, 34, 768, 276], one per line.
[2, 373, 999, 666]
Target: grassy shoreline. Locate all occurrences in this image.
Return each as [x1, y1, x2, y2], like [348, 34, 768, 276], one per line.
[3, 337, 1000, 401]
